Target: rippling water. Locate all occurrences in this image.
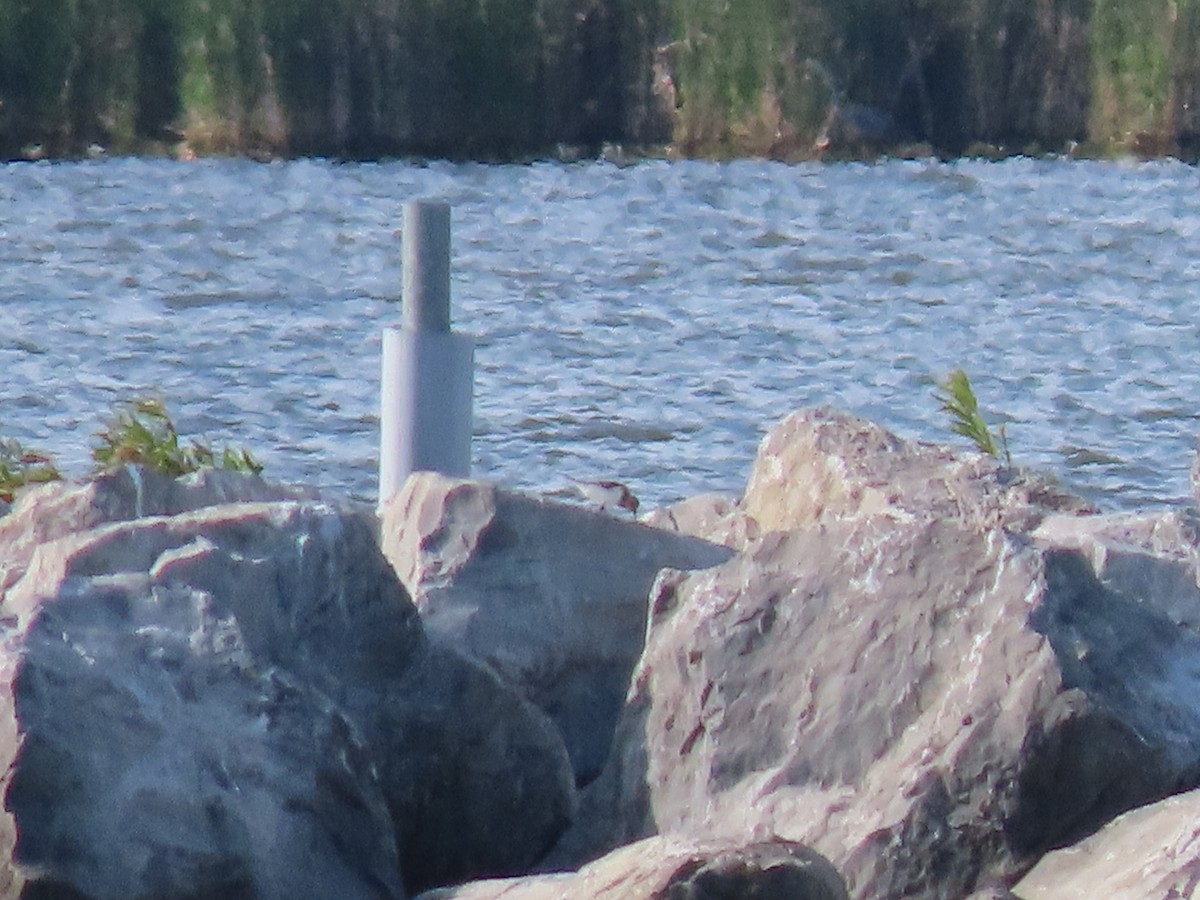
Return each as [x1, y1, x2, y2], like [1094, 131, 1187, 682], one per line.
[2, 155, 1199, 511]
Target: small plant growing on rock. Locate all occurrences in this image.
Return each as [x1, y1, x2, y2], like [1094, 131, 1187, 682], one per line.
[0, 439, 61, 502]
[935, 369, 1011, 466]
[92, 398, 263, 477]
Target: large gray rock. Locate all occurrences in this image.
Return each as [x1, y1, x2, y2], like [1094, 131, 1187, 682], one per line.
[0, 476, 575, 898]
[547, 409, 1200, 898]
[380, 473, 733, 784]
[0, 466, 317, 596]
[416, 835, 848, 900]
[1012, 788, 1200, 898]
[0, 500, 408, 899]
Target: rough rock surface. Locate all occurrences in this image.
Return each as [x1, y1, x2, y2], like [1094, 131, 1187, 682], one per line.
[742, 405, 1097, 534]
[640, 492, 760, 551]
[380, 473, 733, 784]
[10, 407, 1200, 900]
[415, 835, 848, 900]
[1012, 788, 1200, 898]
[546, 408, 1200, 898]
[0, 466, 317, 596]
[0, 472, 575, 898]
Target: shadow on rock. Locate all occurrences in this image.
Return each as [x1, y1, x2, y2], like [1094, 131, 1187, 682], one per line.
[380, 473, 734, 787]
[0, 468, 575, 898]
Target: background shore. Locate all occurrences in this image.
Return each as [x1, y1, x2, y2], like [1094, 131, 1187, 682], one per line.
[0, 0, 1194, 163]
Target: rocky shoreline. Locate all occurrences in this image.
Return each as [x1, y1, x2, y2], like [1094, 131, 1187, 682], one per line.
[1, 405, 1198, 898]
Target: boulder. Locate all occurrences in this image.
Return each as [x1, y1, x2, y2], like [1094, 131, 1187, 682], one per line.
[415, 835, 848, 900]
[546, 409, 1200, 898]
[1012, 788, 1200, 898]
[640, 492, 760, 551]
[379, 473, 733, 784]
[742, 406, 1096, 534]
[11, 409, 1200, 899]
[0, 483, 575, 897]
[555, 513, 1200, 897]
[1031, 507, 1200, 628]
[0, 466, 318, 596]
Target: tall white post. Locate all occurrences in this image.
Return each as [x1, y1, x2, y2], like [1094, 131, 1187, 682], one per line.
[379, 202, 474, 507]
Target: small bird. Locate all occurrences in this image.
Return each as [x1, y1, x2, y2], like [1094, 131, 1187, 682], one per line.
[570, 477, 640, 516]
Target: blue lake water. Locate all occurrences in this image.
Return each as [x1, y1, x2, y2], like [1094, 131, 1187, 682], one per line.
[2, 155, 1199, 511]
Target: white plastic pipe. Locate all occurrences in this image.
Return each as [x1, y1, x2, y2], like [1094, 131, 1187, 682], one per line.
[379, 202, 474, 506]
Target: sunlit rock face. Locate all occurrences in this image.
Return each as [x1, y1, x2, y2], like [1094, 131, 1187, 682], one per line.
[1013, 788, 1200, 899]
[379, 472, 734, 786]
[0, 471, 576, 899]
[547, 407, 1200, 899]
[0, 466, 318, 598]
[741, 405, 1096, 536]
[414, 835, 850, 900]
[640, 491, 760, 551]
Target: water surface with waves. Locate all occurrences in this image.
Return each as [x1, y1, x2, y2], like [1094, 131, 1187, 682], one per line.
[2, 156, 1199, 511]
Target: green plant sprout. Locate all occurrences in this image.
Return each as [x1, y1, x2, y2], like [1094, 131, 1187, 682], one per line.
[935, 369, 1011, 466]
[92, 398, 263, 477]
[0, 439, 62, 503]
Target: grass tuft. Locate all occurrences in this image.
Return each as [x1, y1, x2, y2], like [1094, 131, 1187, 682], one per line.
[935, 369, 1010, 465]
[0, 440, 62, 503]
[92, 398, 263, 477]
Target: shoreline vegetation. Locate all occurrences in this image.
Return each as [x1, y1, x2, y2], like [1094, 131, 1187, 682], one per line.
[0, 398, 261, 506]
[1, 0, 1197, 164]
